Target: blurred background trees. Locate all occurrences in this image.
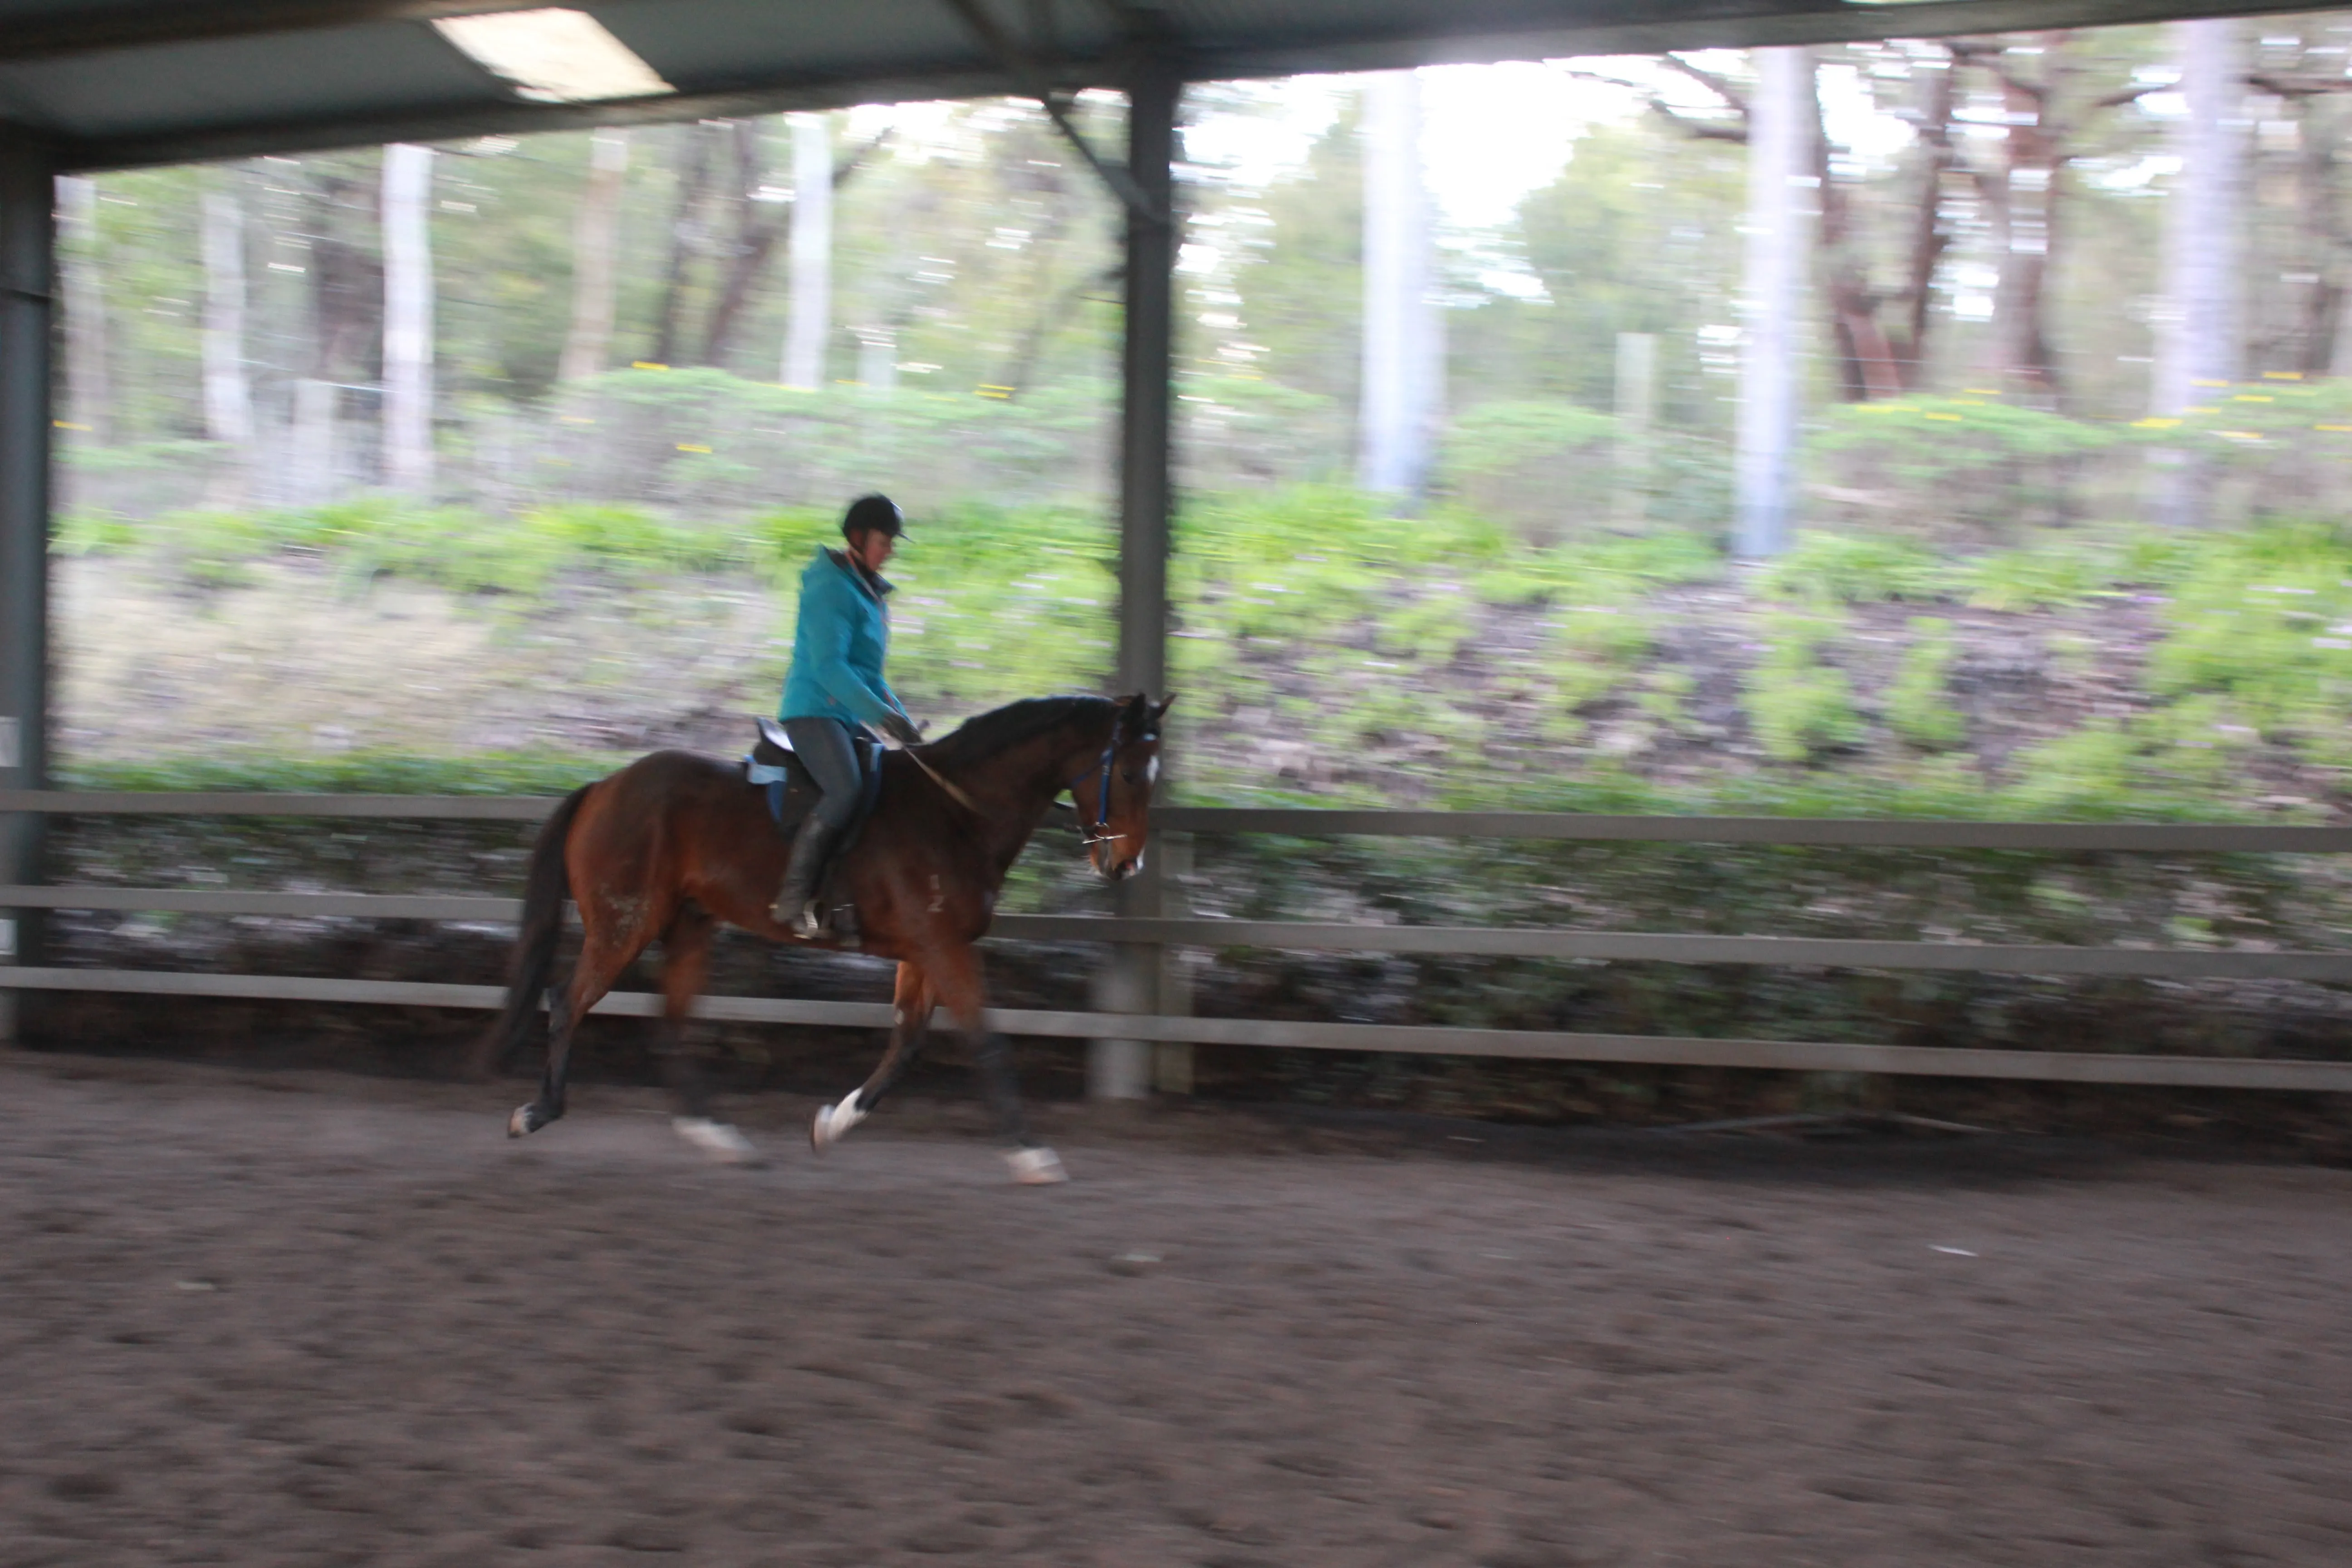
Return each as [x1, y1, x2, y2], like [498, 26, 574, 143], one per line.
[54, 17, 2352, 540]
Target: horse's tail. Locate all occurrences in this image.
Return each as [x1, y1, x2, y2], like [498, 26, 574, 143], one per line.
[471, 782, 593, 1079]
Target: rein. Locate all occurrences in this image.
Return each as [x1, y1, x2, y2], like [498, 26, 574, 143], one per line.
[899, 743, 985, 816]
[903, 708, 1135, 844]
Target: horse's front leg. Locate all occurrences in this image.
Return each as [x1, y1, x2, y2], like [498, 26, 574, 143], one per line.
[921, 939, 1064, 1185]
[812, 960, 935, 1151]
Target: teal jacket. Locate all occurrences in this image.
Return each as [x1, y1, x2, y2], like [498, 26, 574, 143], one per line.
[779, 546, 910, 729]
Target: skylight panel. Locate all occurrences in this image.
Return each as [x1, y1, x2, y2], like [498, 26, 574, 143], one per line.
[434, 9, 673, 103]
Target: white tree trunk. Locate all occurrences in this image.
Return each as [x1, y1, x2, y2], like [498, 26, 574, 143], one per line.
[289, 377, 338, 508]
[1615, 330, 1657, 526]
[559, 128, 629, 383]
[54, 176, 110, 446]
[2153, 19, 2247, 415]
[857, 327, 898, 393]
[201, 187, 253, 447]
[1735, 48, 1814, 560]
[1358, 70, 1441, 500]
[2150, 20, 2247, 526]
[782, 113, 832, 390]
[380, 143, 436, 495]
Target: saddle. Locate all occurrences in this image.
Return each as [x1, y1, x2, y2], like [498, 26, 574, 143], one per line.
[745, 718, 883, 942]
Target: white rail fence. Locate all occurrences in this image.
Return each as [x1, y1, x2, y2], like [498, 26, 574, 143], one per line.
[3, 791, 2351, 1093]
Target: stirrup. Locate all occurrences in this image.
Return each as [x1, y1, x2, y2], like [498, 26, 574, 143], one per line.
[779, 898, 824, 939]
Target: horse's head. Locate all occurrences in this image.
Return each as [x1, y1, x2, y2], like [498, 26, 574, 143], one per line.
[1071, 693, 1173, 882]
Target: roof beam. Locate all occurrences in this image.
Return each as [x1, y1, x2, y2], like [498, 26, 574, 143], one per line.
[1181, 0, 2352, 78]
[41, 0, 2352, 174]
[0, 1, 547, 64]
[55, 64, 1058, 172]
[936, 0, 1168, 225]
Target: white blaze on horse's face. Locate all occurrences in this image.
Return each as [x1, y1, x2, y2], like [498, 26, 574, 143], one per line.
[1087, 735, 1162, 883]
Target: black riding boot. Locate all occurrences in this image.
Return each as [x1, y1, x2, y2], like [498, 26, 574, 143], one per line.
[770, 814, 844, 935]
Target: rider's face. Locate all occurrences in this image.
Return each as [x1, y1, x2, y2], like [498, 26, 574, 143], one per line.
[849, 528, 896, 572]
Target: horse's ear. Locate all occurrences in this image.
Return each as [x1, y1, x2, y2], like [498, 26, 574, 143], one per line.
[1152, 695, 1176, 721]
[1119, 691, 1150, 727]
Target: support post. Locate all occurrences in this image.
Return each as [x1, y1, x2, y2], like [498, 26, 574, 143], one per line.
[0, 128, 54, 1040]
[1091, 58, 1179, 1102]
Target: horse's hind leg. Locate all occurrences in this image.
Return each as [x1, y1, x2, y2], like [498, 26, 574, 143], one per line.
[508, 924, 640, 1139]
[660, 906, 759, 1165]
[918, 941, 1064, 1185]
[812, 960, 935, 1151]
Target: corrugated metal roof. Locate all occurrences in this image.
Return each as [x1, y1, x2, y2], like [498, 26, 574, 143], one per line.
[0, 0, 2334, 171]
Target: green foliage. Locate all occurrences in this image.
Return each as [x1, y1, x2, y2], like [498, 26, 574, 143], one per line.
[54, 509, 142, 557]
[60, 749, 618, 797]
[1437, 400, 1617, 539]
[1228, 97, 1363, 410]
[1744, 613, 1864, 764]
[1759, 530, 1945, 606]
[2140, 518, 2352, 767]
[1808, 396, 2126, 537]
[1960, 539, 2110, 611]
[1886, 618, 1966, 751]
[1457, 122, 1746, 431]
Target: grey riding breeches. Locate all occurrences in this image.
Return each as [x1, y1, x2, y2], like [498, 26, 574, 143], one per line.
[783, 716, 864, 833]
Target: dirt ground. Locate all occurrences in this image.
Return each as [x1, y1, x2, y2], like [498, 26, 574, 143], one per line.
[4, 1052, 2349, 1568]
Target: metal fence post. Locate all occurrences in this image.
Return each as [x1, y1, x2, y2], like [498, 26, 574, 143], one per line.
[1092, 54, 1180, 1100]
[0, 128, 54, 1042]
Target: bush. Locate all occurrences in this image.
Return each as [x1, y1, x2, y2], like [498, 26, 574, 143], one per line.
[2141, 518, 2352, 767]
[1886, 618, 1966, 751]
[1807, 395, 2127, 539]
[1759, 530, 1946, 606]
[1437, 400, 1619, 542]
[1744, 613, 1864, 763]
[1438, 399, 1735, 541]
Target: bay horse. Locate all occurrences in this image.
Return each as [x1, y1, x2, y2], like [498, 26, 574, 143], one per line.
[476, 692, 1170, 1182]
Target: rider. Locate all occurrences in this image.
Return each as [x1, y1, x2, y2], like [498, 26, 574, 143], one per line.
[769, 494, 924, 935]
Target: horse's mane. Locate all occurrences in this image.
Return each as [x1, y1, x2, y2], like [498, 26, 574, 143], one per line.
[926, 695, 1116, 767]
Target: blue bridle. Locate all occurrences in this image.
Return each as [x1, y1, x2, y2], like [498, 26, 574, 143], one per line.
[1070, 715, 1145, 846]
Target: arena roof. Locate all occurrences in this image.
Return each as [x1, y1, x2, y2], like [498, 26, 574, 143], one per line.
[0, 0, 2337, 172]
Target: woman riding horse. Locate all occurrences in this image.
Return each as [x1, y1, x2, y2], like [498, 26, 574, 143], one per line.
[770, 494, 925, 936]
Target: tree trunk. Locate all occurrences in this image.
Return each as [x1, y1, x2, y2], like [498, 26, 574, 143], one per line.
[1813, 89, 1902, 403]
[782, 113, 832, 390]
[1893, 50, 1958, 390]
[2290, 96, 2346, 377]
[2154, 20, 2248, 416]
[558, 128, 628, 382]
[2151, 19, 2248, 527]
[651, 124, 715, 370]
[702, 122, 788, 369]
[54, 176, 109, 445]
[201, 186, 253, 446]
[1735, 48, 1813, 560]
[1357, 70, 1441, 502]
[1614, 331, 1656, 525]
[380, 142, 435, 496]
[1990, 37, 2069, 405]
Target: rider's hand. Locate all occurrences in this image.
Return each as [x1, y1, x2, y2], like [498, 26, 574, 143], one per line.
[882, 712, 924, 747]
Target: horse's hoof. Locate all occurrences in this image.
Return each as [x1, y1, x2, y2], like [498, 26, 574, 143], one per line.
[507, 1104, 536, 1138]
[1007, 1147, 1068, 1186]
[673, 1117, 762, 1166]
[811, 1095, 867, 1152]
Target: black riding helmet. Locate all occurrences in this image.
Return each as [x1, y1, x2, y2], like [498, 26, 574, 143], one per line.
[843, 494, 905, 541]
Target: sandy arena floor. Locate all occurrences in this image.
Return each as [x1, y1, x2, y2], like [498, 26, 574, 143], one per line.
[2, 1051, 2348, 1567]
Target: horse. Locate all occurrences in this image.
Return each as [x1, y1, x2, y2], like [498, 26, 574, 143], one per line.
[475, 692, 1171, 1183]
